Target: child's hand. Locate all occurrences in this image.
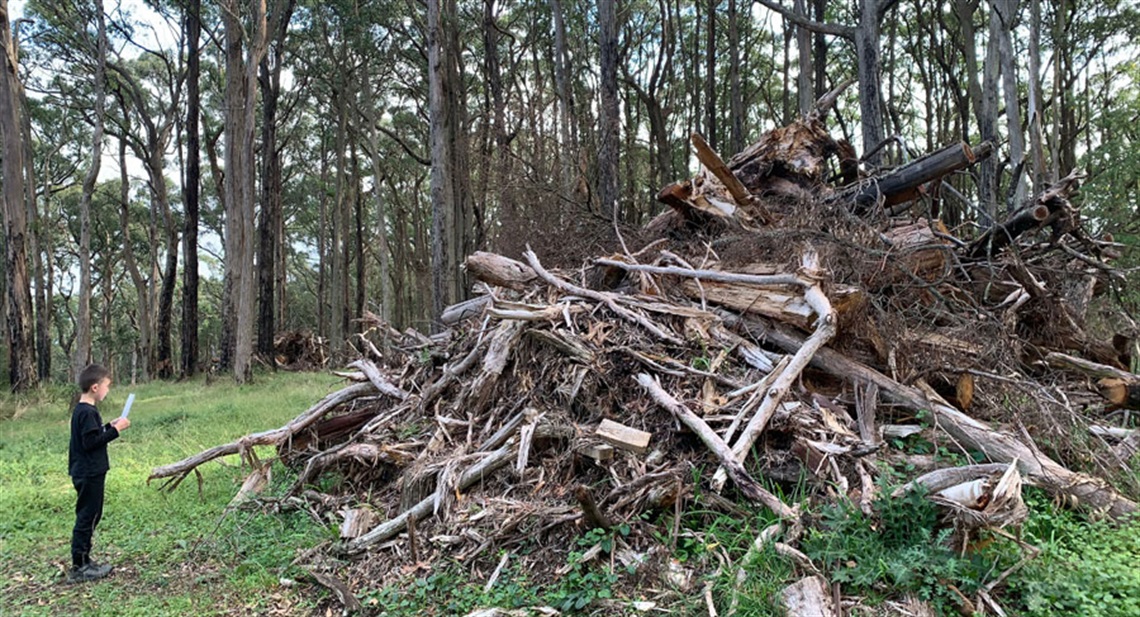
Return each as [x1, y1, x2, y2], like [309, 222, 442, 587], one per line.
[111, 417, 131, 431]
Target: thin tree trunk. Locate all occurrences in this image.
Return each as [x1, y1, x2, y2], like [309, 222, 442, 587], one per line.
[550, 0, 574, 195]
[980, 0, 1001, 222]
[855, 0, 885, 165]
[1026, 0, 1046, 189]
[181, 0, 201, 378]
[992, 0, 1025, 212]
[705, 0, 717, 149]
[597, 0, 619, 219]
[0, 0, 37, 392]
[795, 0, 812, 116]
[120, 136, 151, 382]
[727, 0, 743, 153]
[75, 0, 108, 378]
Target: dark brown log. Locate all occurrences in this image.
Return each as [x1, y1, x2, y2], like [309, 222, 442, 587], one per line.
[741, 317, 1139, 520]
[969, 170, 1084, 258]
[842, 141, 992, 213]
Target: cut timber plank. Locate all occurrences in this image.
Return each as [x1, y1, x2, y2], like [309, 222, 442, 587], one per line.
[596, 419, 652, 454]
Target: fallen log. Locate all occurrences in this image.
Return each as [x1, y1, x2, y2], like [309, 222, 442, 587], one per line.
[840, 141, 992, 213]
[465, 251, 537, 290]
[743, 317, 1139, 520]
[149, 382, 378, 490]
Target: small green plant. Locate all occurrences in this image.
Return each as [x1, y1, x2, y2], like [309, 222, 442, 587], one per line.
[545, 523, 631, 612]
[1006, 489, 1140, 617]
[801, 483, 1013, 612]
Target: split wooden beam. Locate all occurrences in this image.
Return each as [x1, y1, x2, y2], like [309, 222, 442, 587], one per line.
[691, 132, 771, 224]
[596, 419, 652, 454]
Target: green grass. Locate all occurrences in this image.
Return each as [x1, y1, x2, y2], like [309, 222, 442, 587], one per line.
[0, 370, 342, 616]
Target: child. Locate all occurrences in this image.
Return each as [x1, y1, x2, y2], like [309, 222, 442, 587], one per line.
[67, 364, 130, 583]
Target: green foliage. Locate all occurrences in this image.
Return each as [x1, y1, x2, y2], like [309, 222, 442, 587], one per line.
[1007, 489, 1140, 617]
[801, 485, 1012, 613]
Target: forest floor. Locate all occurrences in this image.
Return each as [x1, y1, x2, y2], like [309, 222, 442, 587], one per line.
[4, 370, 1140, 616]
[0, 370, 338, 617]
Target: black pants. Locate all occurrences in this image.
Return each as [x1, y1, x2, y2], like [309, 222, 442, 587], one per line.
[71, 474, 106, 568]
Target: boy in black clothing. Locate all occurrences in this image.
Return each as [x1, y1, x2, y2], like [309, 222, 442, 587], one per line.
[67, 364, 130, 583]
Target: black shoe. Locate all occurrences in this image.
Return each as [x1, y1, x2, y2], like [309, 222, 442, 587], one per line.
[66, 562, 112, 583]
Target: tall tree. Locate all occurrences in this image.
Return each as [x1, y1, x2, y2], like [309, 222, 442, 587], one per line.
[74, 1, 108, 379]
[428, 0, 468, 324]
[0, 0, 37, 392]
[256, 0, 296, 363]
[596, 0, 619, 220]
[181, 0, 201, 377]
[221, 0, 268, 383]
[755, 0, 897, 164]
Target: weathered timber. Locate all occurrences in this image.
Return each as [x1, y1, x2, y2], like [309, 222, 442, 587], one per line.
[636, 373, 798, 521]
[842, 141, 992, 213]
[149, 382, 377, 487]
[745, 317, 1139, 520]
[596, 418, 652, 454]
[465, 251, 537, 290]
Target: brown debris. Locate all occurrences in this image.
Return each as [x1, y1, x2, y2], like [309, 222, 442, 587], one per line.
[154, 110, 1140, 614]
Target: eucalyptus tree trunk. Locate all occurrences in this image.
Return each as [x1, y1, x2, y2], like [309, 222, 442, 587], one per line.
[221, 0, 268, 383]
[991, 0, 1025, 212]
[795, 0, 812, 116]
[1026, 0, 1046, 189]
[727, 0, 743, 153]
[704, 0, 717, 149]
[257, 0, 296, 364]
[181, 0, 201, 377]
[0, 0, 37, 392]
[596, 0, 619, 219]
[119, 135, 152, 382]
[368, 122, 393, 323]
[980, 0, 1001, 223]
[75, 2, 106, 378]
[330, 79, 348, 352]
[854, 0, 885, 164]
[428, 0, 470, 327]
[550, 0, 574, 196]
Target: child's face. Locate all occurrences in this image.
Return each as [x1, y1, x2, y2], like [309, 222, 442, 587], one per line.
[88, 377, 112, 403]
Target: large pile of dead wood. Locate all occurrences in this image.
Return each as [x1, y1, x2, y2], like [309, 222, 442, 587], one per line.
[152, 98, 1140, 615]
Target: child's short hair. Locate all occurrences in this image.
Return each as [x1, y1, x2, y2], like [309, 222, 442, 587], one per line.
[78, 364, 111, 393]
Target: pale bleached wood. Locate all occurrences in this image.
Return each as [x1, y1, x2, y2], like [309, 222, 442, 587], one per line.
[1043, 351, 1140, 383]
[465, 251, 537, 290]
[523, 248, 682, 345]
[596, 418, 652, 454]
[635, 373, 797, 521]
[347, 358, 411, 401]
[713, 250, 837, 491]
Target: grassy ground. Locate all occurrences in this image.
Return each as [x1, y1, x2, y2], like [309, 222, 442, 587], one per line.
[0, 370, 342, 617]
[5, 371, 1140, 616]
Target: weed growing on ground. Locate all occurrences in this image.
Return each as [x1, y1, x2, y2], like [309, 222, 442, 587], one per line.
[1008, 488, 1140, 617]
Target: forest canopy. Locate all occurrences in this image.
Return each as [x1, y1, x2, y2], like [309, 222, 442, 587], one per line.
[1, 0, 1139, 391]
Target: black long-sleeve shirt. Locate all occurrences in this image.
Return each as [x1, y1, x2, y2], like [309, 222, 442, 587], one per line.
[68, 402, 119, 478]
